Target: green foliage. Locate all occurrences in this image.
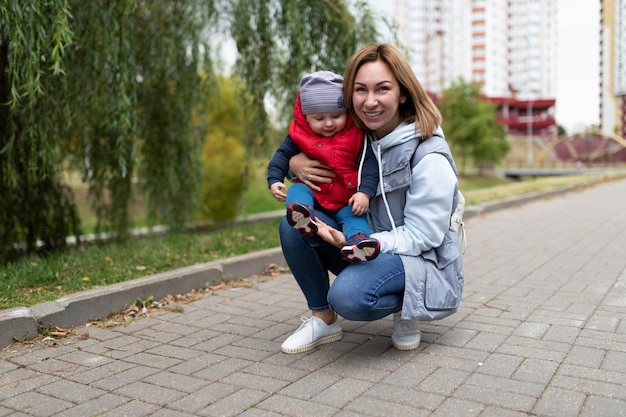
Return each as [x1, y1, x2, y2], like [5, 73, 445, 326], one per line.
[438, 79, 510, 173]
[198, 77, 253, 222]
[0, 0, 80, 261]
[64, 1, 216, 233]
[200, 131, 247, 222]
[0, 0, 73, 108]
[12, 331, 30, 343]
[0, 0, 382, 261]
[1, 1, 217, 259]
[229, 0, 379, 132]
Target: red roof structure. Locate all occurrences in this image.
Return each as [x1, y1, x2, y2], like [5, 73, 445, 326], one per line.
[487, 97, 557, 136]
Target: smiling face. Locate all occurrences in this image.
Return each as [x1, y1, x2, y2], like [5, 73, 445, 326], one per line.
[305, 112, 348, 137]
[351, 60, 407, 138]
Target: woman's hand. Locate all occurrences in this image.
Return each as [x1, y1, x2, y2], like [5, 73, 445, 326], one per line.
[315, 218, 346, 249]
[289, 153, 335, 192]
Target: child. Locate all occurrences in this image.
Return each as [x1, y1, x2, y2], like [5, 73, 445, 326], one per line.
[267, 71, 380, 262]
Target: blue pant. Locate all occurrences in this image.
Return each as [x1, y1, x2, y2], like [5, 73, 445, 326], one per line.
[279, 208, 405, 321]
[286, 183, 370, 239]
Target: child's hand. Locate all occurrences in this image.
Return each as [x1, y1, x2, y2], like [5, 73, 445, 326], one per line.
[349, 192, 370, 216]
[270, 182, 288, 202]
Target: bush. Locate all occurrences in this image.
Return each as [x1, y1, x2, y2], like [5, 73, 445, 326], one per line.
[198, 131, 247, 222]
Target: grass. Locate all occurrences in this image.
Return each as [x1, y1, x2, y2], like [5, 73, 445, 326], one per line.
[460, 173, 621, 206]
[0, 220, 282, 310]
[2, 168, 625, 310]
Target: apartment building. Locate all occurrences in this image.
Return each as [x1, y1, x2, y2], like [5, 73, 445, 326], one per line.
[391, 0, 558, 145]
[600, 0, 626, 138]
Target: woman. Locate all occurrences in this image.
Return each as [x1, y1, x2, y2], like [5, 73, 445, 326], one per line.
[279, 43, 464, 354]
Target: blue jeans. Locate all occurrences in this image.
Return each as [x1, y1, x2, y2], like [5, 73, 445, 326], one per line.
[279, 209, 405, 321]
[286, 183, 370, 238]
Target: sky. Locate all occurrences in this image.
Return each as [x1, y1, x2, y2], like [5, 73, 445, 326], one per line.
[365, 0, 601, 133]
[555, 0, 600, 131]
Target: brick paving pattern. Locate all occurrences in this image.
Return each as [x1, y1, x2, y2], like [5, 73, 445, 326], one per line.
[1, 178, 625, 416]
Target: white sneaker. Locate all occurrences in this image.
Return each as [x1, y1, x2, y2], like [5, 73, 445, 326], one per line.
[391, 312, 421, 350]
[281, 316, 342, 354]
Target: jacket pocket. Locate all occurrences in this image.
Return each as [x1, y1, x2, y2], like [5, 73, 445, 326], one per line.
[422, 230, 464, 311]
[340, 171, 359, 191]
[379, 162, 412, 194]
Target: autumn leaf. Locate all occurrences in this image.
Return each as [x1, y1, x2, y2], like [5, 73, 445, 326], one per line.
[209, 282, 226, 291]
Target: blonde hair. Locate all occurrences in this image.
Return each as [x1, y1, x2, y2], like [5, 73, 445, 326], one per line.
[343, 43, 442, 138]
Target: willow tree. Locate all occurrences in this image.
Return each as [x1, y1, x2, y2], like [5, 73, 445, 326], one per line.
[1, 1, 77, 259]
[0, 0, 382, 261]
[1, 0, 217, 261]
[229, 0, 379, 141]
[62, 1, 217, 233]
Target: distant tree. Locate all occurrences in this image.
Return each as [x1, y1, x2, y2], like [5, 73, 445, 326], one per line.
[438, 79, 509, 173]
[198, 76, 259, 223]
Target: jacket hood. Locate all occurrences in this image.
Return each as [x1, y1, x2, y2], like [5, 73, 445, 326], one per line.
[370, 122, 444, 151]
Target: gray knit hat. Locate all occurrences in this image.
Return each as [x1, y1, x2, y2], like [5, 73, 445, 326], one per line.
[299, 71, 345, 115]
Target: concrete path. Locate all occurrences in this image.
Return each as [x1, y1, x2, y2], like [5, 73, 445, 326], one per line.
[1, 179, 625, 417]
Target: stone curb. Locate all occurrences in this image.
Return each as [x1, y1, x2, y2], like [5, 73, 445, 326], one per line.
[0, 177, 610, 349]
[461, 179, 601, 220]
[0, 248, 286, 349]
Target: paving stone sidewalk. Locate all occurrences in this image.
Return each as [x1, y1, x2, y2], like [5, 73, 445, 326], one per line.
[1, 178, 625, 417]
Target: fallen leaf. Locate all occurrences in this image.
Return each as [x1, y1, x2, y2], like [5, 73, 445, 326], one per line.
[136, 265, 147, 271]
[263, 263, 288, 276]
[232, 278, 253, 288]
[209, 282, 226, 291]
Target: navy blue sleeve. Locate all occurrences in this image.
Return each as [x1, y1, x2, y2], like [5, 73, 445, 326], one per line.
[358, 140, 379, 198]
[267, 135, 301, 188]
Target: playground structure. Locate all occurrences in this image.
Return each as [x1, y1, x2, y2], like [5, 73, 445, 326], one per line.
[480, 96, 626, 171]
[532, 130, 626, 168]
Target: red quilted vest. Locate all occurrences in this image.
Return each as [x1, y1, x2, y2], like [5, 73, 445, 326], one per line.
[289, 93, 364, 211]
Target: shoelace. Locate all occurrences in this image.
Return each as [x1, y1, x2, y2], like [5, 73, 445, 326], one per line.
[296, 316, 313, 331]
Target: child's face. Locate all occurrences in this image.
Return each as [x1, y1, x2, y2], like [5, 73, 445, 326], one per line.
[305, 112, 347, 137]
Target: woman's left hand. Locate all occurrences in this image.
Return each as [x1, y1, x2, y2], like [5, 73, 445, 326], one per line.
[315, 218, 346, 248]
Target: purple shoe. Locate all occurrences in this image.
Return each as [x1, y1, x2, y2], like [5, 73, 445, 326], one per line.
[341, 232, 380, 263]
[286, 202, 318, 236]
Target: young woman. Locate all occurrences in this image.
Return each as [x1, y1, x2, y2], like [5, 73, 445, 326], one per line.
[279, 43, 464, 354]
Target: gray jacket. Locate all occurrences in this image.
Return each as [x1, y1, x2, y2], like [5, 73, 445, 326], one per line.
[365, 123, 464, 321]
